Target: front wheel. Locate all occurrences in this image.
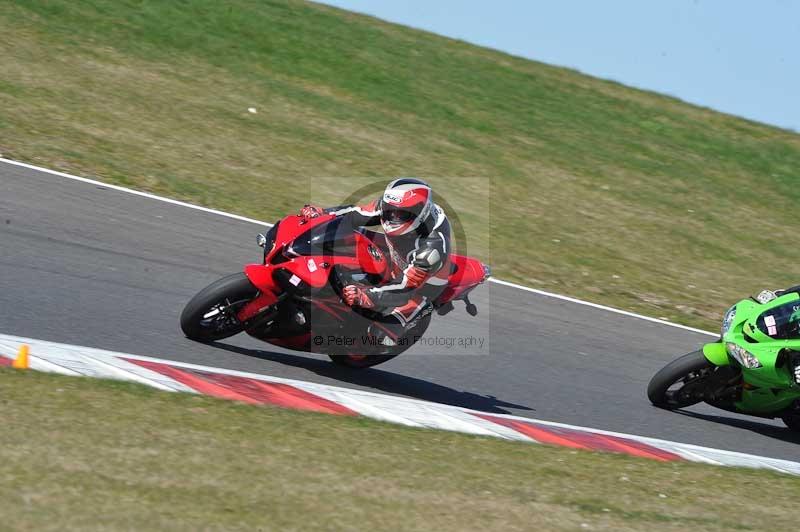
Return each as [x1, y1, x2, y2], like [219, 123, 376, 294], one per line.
[782, 413, 800, 432]
[180, 273, 259, 342]
[648, 350, 715, 409]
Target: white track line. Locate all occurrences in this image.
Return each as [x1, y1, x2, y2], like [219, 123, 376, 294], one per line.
[0, 157, 272, 227]
[1, 156, 717, 336]
[490, 278, 717, 337]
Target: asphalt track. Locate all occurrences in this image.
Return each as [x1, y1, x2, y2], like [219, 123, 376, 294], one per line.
[2, 160, 798, 461]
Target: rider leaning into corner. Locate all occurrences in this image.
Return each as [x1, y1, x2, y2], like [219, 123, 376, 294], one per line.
[300, 177, 451, 344]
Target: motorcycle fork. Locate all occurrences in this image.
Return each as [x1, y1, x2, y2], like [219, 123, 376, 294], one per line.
[237, 292, 282, 324]
[703, 366, 743, 412]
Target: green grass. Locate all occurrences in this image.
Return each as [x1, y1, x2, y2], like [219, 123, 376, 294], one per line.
[2, 0, 800, 328]
[2, 367, 800, 531]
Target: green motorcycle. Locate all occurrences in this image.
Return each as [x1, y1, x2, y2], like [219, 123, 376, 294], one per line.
[648, 290, 800, 430]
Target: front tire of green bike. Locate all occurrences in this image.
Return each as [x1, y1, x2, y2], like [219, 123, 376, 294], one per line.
[648, 350, 714, 409]
[781, 413, 800, 432]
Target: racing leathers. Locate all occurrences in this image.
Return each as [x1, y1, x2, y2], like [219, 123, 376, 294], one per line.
[308, 199, 452, 334]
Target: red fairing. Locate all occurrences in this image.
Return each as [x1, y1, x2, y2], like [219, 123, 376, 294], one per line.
[355, 232, 389, 278]
[237, 290, 279, 322]
[237, 264, 279, 322]
[244, 263, 278, 292]
[282, 257, 334, 288]
[264, 213, 336, 264]
[436, 254, 488, 304]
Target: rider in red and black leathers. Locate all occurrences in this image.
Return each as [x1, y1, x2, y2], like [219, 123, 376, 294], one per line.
[301, 178, 451, 337]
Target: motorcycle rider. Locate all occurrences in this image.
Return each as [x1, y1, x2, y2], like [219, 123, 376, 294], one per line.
[300, 178, 451, 343]
[756, 286, 800, 384]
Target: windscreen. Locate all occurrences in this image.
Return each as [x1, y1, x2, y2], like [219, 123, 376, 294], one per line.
[756, 301, 800, 339]
[289, 217, 356, 257]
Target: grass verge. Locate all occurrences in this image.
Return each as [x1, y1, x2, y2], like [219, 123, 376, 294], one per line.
[2, 0, 800, 328]
[1, 367, 800, 531]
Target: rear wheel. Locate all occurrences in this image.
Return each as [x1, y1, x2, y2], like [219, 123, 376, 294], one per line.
[647, 350, 715, 409]
[180, 273, 259, 342]
[328, 314, 431, 369]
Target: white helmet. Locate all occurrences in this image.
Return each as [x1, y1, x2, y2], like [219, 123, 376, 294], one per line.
[380, 178, 434, 236]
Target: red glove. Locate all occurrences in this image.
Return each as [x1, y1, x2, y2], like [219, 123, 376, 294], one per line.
[405, 266, 429, 288]
[300, 204, 324, 219]
[343, 285, 374, 308]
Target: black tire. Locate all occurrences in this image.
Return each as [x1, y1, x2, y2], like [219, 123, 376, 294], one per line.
[782, 413, 800, 432]
[180, 273, 259, 342]
[647, 350, 714, 409]
[328, 314, 431, 369]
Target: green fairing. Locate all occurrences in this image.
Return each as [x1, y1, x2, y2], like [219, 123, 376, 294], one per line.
[717, 293, 800, 415]
[702, 342, 729, 366]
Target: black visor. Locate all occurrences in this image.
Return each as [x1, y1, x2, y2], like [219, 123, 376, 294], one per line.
[382, 204, 415, 223]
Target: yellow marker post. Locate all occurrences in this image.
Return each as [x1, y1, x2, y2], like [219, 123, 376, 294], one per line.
[12, 344, 30, 369]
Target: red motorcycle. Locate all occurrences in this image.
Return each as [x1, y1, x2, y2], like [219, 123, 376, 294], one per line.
[180, 212, 490, 368]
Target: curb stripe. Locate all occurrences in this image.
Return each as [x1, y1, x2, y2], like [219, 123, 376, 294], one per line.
[130, 356, 678, 459]
[484, 417, 589, 450]
[3, 333, 797, 474]
[127, 358, 357, 415]
[196, 370, 358, 416]
[576, 433, 683, 462]
[125, 358, 259, 404]
[475, 414, 682, 462]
